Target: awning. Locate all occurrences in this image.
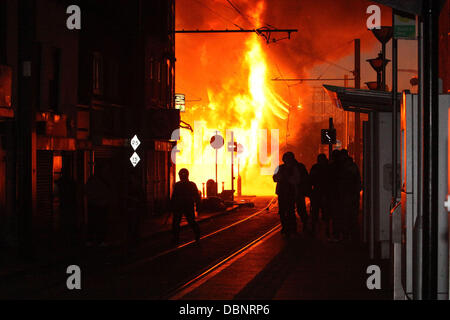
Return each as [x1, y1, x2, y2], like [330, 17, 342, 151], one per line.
[323, 85, 402, 113]
[371, 0, 447, 16]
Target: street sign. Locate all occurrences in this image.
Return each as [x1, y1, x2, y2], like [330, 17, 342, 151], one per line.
[175, 93, 186, 112]
[130, 135, 141, 150]
[321, 129, 336, 145]
[236, 143, 244, 155]
[210, 134, 224, 149]
[130, 152, 140, 167]
[393, 12, 416, 40]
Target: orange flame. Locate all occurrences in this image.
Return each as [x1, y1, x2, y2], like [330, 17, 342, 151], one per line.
[176, 1, 291, 196]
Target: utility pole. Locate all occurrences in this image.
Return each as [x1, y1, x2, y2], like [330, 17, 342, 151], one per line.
[392, 14, 399, 203]
[230, 131, 235, 202]
[328, 118, 334, 158]
[354, 39, 361, 168]
[344, 74, 349, 149]
[421, 0, 440, 300]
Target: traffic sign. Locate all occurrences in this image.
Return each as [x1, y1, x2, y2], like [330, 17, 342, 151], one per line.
[210, 134, 224, 149]
[321, 129, 336, 145]
[228, 141, 237, 152]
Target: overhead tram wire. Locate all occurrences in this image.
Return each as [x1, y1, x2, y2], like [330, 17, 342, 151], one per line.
[191, 0, 245, 30]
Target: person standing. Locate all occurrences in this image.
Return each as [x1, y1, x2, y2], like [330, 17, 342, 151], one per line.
[295, 157, 311, 233]
[273, 152, 300, 238]
[328, 149, 344, 242]
[340, 149, 362, 241]
[309, 153, 329, 237]
[171, 168, 201, 245]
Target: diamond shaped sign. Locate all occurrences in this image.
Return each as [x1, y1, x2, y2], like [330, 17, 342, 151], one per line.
[131, 135, 141, 150]
[130, 152, 140, 167]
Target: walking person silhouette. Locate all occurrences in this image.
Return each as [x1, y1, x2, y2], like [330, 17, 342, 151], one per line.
[171, 168, 201, 245]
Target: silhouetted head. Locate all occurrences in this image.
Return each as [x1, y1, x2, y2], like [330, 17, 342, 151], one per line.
[340, 149, 349, 159]
[178, 168, 189, 182]
[331, 149, 341, 162]
[317, 153, 328, 165]
[282, 152, 296, 166]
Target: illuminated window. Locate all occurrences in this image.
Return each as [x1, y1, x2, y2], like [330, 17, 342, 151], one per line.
[0, 65, 11, 107]
[53, 155, 63, 181]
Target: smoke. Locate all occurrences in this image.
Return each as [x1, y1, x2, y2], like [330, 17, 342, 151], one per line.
[175, 0, 392, 176]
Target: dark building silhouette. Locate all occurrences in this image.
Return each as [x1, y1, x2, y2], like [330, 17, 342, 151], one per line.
[0, 0, 179, 252]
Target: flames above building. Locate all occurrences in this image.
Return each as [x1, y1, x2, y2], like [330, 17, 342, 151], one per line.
[175, 0, 386, 195]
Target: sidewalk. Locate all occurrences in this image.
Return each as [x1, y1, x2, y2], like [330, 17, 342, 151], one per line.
[181, 224, 392, 300]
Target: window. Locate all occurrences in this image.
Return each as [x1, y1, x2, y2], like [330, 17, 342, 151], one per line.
[93, 52, 103, 95]
[166, 59, 170, 88]
[149, 58, 154, 80]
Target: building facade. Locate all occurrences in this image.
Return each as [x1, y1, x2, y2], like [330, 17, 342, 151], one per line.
[0, 0, 179, 253]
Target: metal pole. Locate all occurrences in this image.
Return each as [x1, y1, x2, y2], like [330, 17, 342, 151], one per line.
[231, 131, 234, 202]
[354, 39, 361, 168]
[382, 42, 387, 91]
[392, 16, 398, 202]
[421, 0, 440, 300]
[17, 0, 35, 258]
[344, 75, 349, 149]
[215, 131, 218, 195]
[414, 15, 424, 301]
[329, 118, 333, 157]
[369, 113, 375, 259]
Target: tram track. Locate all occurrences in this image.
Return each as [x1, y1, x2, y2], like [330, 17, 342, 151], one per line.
[166, 222, 281, 300]
[122, 196, 278, 270]
[5, 196, 280, 299]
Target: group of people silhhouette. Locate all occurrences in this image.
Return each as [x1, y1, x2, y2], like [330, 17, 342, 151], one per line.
[273, 149, 361, 241]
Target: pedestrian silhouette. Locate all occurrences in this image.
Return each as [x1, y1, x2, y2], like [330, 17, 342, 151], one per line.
[328, 149, 343, 242]
[273, 152, 299, 238]
[309, 153, 329, 236]
[295, 157, 311, 233]
[340, 149, 361, 241]
[171, 168, 201, 244]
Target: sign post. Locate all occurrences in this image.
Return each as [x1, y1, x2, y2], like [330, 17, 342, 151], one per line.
[321, 118, 337, 159]
[174, 93, 186, 112]
[227, 132, 238, 202]
[210, 132, 224, 194]
[230, 132, 234, 202]
[236, 143, 244, 197]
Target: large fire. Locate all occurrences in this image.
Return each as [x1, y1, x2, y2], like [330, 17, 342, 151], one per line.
[175, 1, 290, 196]
[175, 0, 387, 196]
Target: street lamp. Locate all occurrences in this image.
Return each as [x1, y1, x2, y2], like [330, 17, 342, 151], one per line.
[365, 81, 379, 91]
[370, 26, 393, 91]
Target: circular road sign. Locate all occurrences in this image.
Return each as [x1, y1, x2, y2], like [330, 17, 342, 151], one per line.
[210, 134, 224, 150]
